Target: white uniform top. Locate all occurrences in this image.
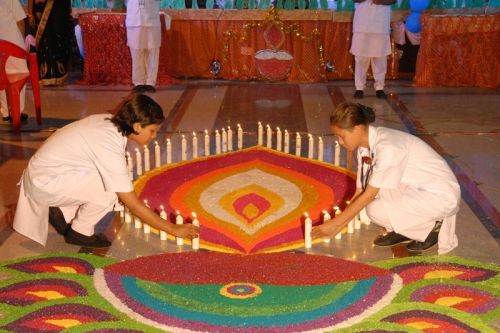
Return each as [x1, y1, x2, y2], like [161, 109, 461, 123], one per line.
[358, 126, 460, 254]
[13, 114, 133, 245]
[350, 0, 392, 57]
[125, 0, 161, 49]
[0, 0, 28, 74]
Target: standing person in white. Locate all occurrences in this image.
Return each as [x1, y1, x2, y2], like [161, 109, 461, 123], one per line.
[13, 94, 199, 248]
[0, 0, 29, 123]
[350, 0, 395, 99]
[126, 0, 162, 93]
[312, 102, 460, 254]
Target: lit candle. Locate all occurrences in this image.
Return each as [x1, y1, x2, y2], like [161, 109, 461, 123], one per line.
[192, 212, 200, 250]
[204, 130, 210, 156]
[322, 210, 331, 243]
[143, 145, 150, 172]
[134, 215, 142, 229]
[227, 126, 233, 151]
[126, 151, 133, 180]
[295, 132, 301, 156]
[266, 124, 272, 148]
[181, 135, 187, 161]
[166, 138, 172, 164]
[276, 127, 282, 151]
[257, 122, 263, 145]
[192, 132, 198, 159]
[154, 141, 161, 168]
[237, 124, 243, 149]
[143, 199, 150, 234]
[304, 212, 312, 249]
[176, 210, 184, 246]
[221, 128, 227, 153]
[159, 205, 168, 240]
[334, 140, 340, 166]
[318, 137, 324, 162]
[284, 130, 289, 153]
[308, 134, 314, 159]
[333, 206, 341, 239]
[135, 148, 143, 176]
[124, 207, 132, 223]
[215, 130, 221, 154]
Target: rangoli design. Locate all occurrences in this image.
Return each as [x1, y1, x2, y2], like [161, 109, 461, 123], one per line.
[134, 147, 356, 254]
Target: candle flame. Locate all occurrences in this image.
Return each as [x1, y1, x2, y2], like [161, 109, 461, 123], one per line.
[160, 204, 165, 210]
[303, 212, 309, 217]
[167, 138, 171, 143]
[205, 129, 208, 134]
[176, 210, 180, 215]
[192, 212, 197, 218]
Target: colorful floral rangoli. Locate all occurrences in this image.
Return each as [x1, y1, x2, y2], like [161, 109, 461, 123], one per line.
[134, 147, 356, 254]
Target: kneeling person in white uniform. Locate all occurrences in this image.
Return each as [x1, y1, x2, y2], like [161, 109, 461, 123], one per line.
[312, 102, 460, 254]
[13, 94, 199, 248]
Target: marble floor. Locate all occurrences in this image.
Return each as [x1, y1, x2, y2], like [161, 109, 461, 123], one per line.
[0, 80, 498, 266]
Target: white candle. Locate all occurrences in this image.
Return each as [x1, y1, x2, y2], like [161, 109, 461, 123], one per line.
[191, 212, 200, 250]
[322, 210, 331, 243]
[143, 199, 150, 234]
[227, 126, 233, 151]
[154, 141, 161, 168]
[308, 134, 314, 159]
[176, 211, 184, 246]
[126, 151, 133, 180]
[124, 207, 132, 223]
[257, 122, 263, 146]
[221, 128, 227, 153]
[295, 132, 301, 156]
[181, 135, 187, 161]
[135, 148, 143, 176]
[215, 130, 221, 154]
[192, 132, 198, 159]
[159, 205, 168, 240]
[360, 208, 370, 225]
[143, 145, 150, 172]
[318, 137, 324, 162]
[284, 130, 289, 153]
[276, 127, 282, 151]
[334, 140, 340, 166]
[166, 138, 172, 164]
[204, 130, 210, 156]
[333, 206, 341, 239]
[237, 124, 243, 149]
[304, 212, 312, 249]
[266, 124, 272, 148]
[134, 215, 142, 229]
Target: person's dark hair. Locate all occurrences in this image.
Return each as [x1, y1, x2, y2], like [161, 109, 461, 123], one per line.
[330, 102, 375, 129]
[111, 94, 165, 136]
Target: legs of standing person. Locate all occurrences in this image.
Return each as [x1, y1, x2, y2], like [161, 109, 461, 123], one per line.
[354, 55, 370, 99]
[371, 56, 388, 98]
[130, 47, 147, 91]
[145, 47, 159, 90]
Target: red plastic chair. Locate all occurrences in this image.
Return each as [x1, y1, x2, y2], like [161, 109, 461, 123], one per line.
[0, 39, 42, 132]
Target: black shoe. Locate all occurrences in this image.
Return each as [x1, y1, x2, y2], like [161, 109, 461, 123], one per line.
[354, 90, 364, 99]
[132, 85, 146, 93]
[65, 228, 111, 248]
[48, 207, 70, 235]
[376, 90, 387, 99]
[3, 113, 28, 123]
[373, 231, 411, 247]
[144, 85, 156, 93]
[407, 221, 442, 252]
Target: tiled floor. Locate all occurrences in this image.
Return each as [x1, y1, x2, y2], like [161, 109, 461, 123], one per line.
[0, 80, 498, 265]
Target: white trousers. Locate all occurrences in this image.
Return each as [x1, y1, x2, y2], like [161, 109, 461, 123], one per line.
[129, 47, 160, 87]
[354, 55, 387, 91]
[0, 87, 25, 117]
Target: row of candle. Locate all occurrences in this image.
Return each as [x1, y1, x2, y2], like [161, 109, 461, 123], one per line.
[303, 206, 370, 249]
[127, 123, 343, 179]
[116, 202, 200, 250]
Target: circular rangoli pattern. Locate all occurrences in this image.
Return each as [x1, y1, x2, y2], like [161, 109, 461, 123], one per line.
[134, 147, 356, 254]
[94, 252, 402, 333]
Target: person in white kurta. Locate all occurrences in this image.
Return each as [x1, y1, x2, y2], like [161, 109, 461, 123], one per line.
[0, 0, 29, 120]
[312, 102, 460, 254]
[13, 94, 199, 247]
[126, 0, 162, 92]
[350, 0, 394, 98]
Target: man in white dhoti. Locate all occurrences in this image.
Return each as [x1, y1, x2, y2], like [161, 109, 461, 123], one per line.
[350, 0, 395, 99]
[126, 0, 162, 93]
[13, 94, 199, 248]
[312, 102, 460, 254]
[0, 0, 29, 123]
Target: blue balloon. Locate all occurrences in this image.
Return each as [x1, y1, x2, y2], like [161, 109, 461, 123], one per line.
[405, 12, 422, 33]
[409, 0, 430, 12]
